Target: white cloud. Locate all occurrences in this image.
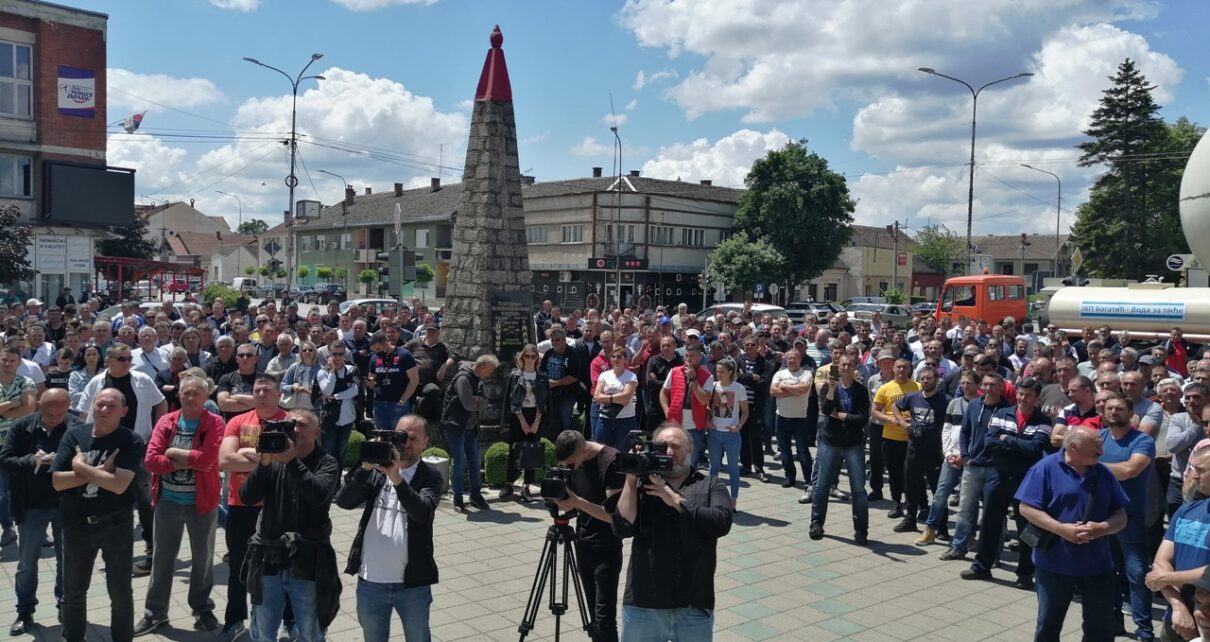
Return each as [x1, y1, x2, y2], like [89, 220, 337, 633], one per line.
[208, 0, 260, 10]
[625, 99, 638, 111]
[328, 0, 437, 10]
[640, 129, 790, 187]
[619, 0, 1157, 122]
[522, 130, 550, 144]
[108, 68, 226, 112]
[602, 113, 628, 128]
[570, 136, 612, 157]
[136, 66, 467, 227]
[108, 133, 191, 193]
[632, 68, 679, 90]
[455, 99, 474, 112]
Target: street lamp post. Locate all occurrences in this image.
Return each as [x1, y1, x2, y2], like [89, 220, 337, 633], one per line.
[317, 169, 349, 291]
[1020, 163, 1062, 279]
[243, 53, 325, 292]
[918, 67, 1033, 274]
[610, 124, 623, 310]
[215, 190, 243, 276]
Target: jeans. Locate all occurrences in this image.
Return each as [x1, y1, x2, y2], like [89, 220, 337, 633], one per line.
[707, 430, 742, 499]
[135, 467, 154, 548]
[810, 415, 825, 488]
[1109, 519, 1153, 638]
[811, 440, 869, 534]
[225, 505, 262, 625]
[762, 400, 776, 448]
[950, 465, 991, 554]
[596, 415, 638, 453]
[355, 579, 432, 642]
[576, 544, 623, 642]
[250, 570, 321, 642]
[882, 438, 908, 504]
[621, 606, 714, 642]
[1035, 568, 1117, 642]
[444, 428, 481, 499]
[775, 416, 811, 485]
[373, 400, 411, 432]
[971, 470, 1033, 579]
[739, 402, 764, 473]
[925, 463, 963, 530]
[62, 512, 134, 642]
[321, 423, 354, 471]
[145, 500, 217, 619]
[588, 402, 601, 441]
[15, 507, 62, 615]
[550, 394, 577, 433]
[690, 429, 709, 469]
[866, 422, 885, 493]
[0, 468, 10, 531]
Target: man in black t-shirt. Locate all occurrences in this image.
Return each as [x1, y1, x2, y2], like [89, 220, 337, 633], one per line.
[892, 367, 949, 533]
[52, 388, 144, 642]
[368, 332, 419, 431]
[554, 430, 624, 642]
[217, 345, 260, 422]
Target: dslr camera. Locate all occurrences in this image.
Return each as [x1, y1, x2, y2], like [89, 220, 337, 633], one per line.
[360, 430, 409, 467]
[540, 467, 572, 501]
[256, 419, 298, 454]
[616, 430, 674, 476]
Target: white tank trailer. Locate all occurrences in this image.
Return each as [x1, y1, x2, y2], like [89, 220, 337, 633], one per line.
[1046, 128, 1210, 341]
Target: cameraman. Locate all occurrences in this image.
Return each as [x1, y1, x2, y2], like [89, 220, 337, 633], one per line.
[336, 414, 442, 642]
[239, 409, 340, 642]
[611, 422, 733, 641]
[553, 430, 624, 642]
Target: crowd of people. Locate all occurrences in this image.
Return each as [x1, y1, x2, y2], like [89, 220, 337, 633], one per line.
[6, 289, 1210, 640]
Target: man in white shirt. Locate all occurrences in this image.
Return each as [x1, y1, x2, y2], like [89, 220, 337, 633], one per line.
[24, 325, 56, 372]
[131, 326, 170, 380]
[335, 414, 442, 642]
[770, 349, 814, 495]
[913, 340, 958, 379]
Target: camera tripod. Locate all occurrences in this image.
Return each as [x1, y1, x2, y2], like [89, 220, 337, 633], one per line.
[517, 504, 597, 641]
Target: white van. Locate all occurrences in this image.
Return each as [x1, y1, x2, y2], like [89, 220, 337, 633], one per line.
[230, 277, 258, 292]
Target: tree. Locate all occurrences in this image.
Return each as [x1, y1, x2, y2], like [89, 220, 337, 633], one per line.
[236, 219, 269, 236]
[297, 265, 310, 280]
[244, 265, 255, 276]
[704, 231, 785, 297]
[912, 224, 964, 276]
[97, 215, 156, 259]
[315, 265, 333, 283]
[415, 263, 435, 287]
[257, 265, 269, 277]
[733, 139, 855, 285]
[333, 266, 348, 284]
[358, 269, 377, 285]
[1068, 59, 1199, 278]
[0, 205, 35, 285]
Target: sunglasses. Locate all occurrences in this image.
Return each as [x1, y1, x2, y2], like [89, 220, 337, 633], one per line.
[110, 356, 132, 363]
[236, 353, 257, 358]
[302, 348, 316, 353]
[331, 352, 347, 357]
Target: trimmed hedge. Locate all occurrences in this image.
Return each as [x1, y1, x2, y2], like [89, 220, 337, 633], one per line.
[421, 447, 449, 460]
[482, 438, 555, 487]
[344, 429, 366, 469]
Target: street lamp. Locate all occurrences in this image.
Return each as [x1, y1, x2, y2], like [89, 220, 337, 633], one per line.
[918, 67, 1034, 274]
[243, 52, 325, 291]
[215, 190, 243, 275]
[317, 169, 349, 290]
[610, 124, 622, 310]
[1020, 163, 1062, 277]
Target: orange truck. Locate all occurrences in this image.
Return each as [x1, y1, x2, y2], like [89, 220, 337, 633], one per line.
[933, 274, 1028, 327]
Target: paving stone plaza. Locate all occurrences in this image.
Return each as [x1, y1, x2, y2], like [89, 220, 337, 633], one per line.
[0, 458, 1087, 641]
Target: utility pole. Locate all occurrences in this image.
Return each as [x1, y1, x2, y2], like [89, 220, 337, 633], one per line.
[1020, 233, 1031, 288]
[887, 220, 900, 293]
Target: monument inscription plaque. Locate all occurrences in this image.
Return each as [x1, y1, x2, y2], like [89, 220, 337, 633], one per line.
[493, 291, 533, 366]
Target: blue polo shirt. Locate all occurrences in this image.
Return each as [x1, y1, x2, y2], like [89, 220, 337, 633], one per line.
[1014, 450, 1130, 576]
[1098, 428, 1155, 522]
[1165, 499, 1210, 572]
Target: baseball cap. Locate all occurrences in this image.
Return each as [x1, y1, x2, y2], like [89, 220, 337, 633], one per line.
[962, 346, 980, 357]
[686, 329, 701, 338]
[1139, 355, 1160, 366]
[26, 298, 42, 307]
[424, 324, 440, 332]
[876, 350, 895, 361]
[793, 337, 808, 347]
[657, 316, 671, 325]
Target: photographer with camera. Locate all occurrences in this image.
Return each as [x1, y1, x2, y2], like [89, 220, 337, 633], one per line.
[336, 413, 441, 641]
[552, 430, 625, 642]
[216, 373, 288, 638]
[611, 422, 733, 641]
[239, 408, 340, 642]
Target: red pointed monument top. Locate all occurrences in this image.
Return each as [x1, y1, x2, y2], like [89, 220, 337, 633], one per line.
[474, 25, 512, 102]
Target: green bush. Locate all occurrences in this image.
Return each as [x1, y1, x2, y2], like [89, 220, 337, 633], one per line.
[421, 447, 449, 460]
[202, 284, 239, 307]
[344, 429, 366, 469]
[532, 438, 556, 482]
[483, 438, 556, 487]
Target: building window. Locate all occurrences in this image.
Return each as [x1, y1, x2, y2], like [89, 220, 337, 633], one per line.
[0, 155, 31, 197]
[606, 224, 636, 243]
[681, 228, 704, 247]
[416, 228, 429, 249]
[719, 230, 732, 244]
[561, 224, 583, 243]
[652, 225, 674, 245]
[301, 235, 312, 252]
[0, 42, 32, 119]
[341, 233, 352, 250]
[527, 226, 547, 243]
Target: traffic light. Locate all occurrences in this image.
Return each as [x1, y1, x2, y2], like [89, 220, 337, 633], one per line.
[1060, 276, 1089, 287]
[377, 251, 392, 294]
[401, 247, 416, 282]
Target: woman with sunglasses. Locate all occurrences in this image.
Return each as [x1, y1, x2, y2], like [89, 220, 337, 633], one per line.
[501, 344, 548, 501]
[280, 341, 321, 411]
[317, 341, 360, 468]
[593, 347, 639, 452]
[68, 344, 102, 408]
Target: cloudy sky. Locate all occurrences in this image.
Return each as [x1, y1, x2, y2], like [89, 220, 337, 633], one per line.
[84, 0, 1209, 238]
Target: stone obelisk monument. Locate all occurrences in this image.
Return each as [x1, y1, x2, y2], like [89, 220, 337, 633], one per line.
[443, 26, 532, 371]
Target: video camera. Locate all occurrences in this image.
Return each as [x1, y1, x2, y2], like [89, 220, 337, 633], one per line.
[360, 430, 410, 467]
[540, 467, 572, 501]
[616, 430, 674, 476]
[256, 419, 298, 454]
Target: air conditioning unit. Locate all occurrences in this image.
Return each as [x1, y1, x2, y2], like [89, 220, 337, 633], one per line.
[327, 241, 337, 249]
[559, 271, 573, 283]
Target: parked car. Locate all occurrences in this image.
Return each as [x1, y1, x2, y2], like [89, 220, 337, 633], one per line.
[695, 303, 788, 319]
[783, 301, 844, 323]
[303, 284, 347, 304]
[844, 302, 912, 329]
[912, 301, 937, 314]
[230, 277, 258, 293]
[840, 296, 886, 308]
[99, 301, 187, 321]
[340, 298, 407, 316]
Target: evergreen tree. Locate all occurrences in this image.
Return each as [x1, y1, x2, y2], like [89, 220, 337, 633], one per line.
[1069, 59, 1197, 278]
[97, 214, 156, 259]
[0, 205, 35, 284]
